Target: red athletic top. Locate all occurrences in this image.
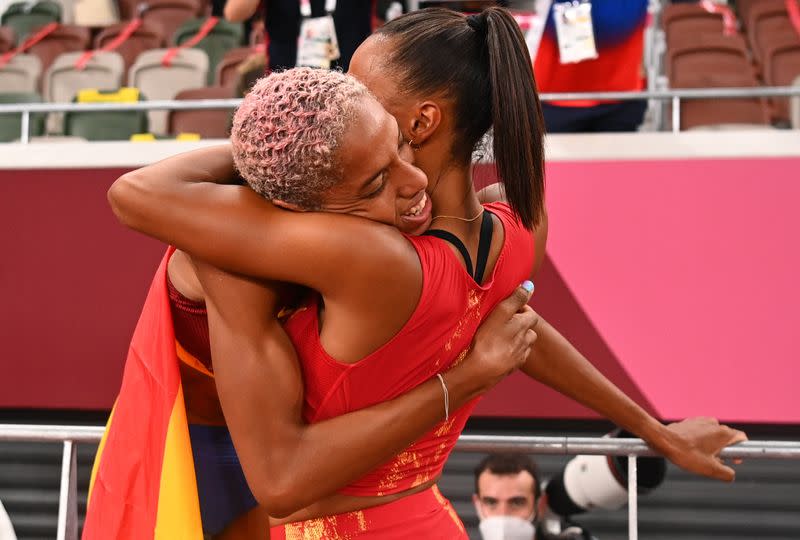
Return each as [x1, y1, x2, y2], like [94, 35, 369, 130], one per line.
[167, 274, 212, 370]
[283, 202, 534, 496]
[534, 24, 646, 107]
[166, 270, 227, 426]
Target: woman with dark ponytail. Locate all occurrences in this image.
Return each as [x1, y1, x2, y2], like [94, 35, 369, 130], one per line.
[366, 7, 546, 230]
[109, 7, 745, 539]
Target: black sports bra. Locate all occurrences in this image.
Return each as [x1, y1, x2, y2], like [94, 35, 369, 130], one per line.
[423, 209, 494, 284]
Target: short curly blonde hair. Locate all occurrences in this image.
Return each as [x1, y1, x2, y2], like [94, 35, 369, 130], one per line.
[231, 68, 370, 209]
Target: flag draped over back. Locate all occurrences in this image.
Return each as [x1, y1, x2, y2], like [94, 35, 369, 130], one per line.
[83, 248, 203, 539]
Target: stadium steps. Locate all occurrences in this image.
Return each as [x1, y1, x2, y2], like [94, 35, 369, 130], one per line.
[2, 431, 800, 539]
[440, 434, 800, 540]
[0, 441, 96, 539]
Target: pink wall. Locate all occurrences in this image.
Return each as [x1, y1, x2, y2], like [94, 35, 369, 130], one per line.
[1, 158, 798, 422]
[476, 157, 800, 423]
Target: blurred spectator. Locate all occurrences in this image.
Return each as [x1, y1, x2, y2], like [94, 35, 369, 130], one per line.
[235, 50, 267, 96]
[473, 453, 597, 540]
[473, 453, 541, 540]
[212, 0, 255, 48]
[224, 0, 372, 71]
[534, 0, 649, 132]
[0, 499, 17, 540]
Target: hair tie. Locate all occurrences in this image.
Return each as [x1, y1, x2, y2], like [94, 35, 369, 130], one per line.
[466, 13, 488, 36]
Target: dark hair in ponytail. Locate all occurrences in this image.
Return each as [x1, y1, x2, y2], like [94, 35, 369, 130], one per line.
[377, 7, 545, 228]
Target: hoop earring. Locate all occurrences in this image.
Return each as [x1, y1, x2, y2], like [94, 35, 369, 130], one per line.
[409, 138, 422, 151]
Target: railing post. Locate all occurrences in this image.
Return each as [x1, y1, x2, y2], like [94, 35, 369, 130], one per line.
[56, 440, 78, 540]
[628, 455, 638, 540]
[20, 111, 30, 144]
[671, 96, 681, 133]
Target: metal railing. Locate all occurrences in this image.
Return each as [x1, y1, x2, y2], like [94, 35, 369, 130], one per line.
[2, 86, 799, 143]
[1, 424, 798, 540]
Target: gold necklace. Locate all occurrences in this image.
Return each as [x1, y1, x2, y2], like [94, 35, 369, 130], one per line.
[430, 209, 485, 223]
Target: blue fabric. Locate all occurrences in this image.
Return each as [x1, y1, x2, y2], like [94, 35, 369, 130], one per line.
[545, 0, 649, 48]
[542, 100, 647, 133]
[188, 424, 259, 536]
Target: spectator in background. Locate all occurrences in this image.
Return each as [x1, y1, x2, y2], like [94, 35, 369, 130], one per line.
[474, 453, 541, 540]
[534, 0, 649, 132]
[473, 453, 596, 540]
[224, 0, 373, 71]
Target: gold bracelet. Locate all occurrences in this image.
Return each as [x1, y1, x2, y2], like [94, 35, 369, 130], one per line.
[436, 373, 449, 422]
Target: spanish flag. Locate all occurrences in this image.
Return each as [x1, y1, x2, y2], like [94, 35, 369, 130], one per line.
[83, 248, 203, 539]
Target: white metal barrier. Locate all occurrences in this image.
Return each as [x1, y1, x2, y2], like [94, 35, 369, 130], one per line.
[2, 86, 800, 143]
[0, 424, 798, 540]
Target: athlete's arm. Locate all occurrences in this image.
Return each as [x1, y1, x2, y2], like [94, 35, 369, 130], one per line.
[196, 260, 538, 518]
[223, 0, 260, 21]
[477, 184, 746, 480]
[522, 310, 747, 482]
[523, 320, 748, 480]
[108, 144, 417, 298]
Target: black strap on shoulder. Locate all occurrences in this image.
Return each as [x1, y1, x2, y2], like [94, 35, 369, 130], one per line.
[423, 209, 495, 282]
[473, 210, 494, 284]
[474, 210, 494, 285]
[423, 229, 473, 278]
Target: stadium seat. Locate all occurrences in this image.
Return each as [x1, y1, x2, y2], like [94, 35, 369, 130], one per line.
[173, 17, 242, 84]
[139, 0, 201, 45]
[0, 91, 45, 141]
[119, 0, 205, 20]
[215, 46, 250, 87]
[93, 20, 163, 81]
[663, 3, 727, 49]
[117, 0, 140, 20]
[667, 34, 753, 82]
[63, 87, 148, 140]
[44, 50, 124, 132]
[214, 45, 265, 88]
[666, 31, 748, 57]
[671, 72, 770, 130]
[27, 24, 91, 75]
[0, 26, 16, 52]
[128, 47, 207, 134]
[736, 0, 761, 28]
[168, 85, 233, 138]
[762, 33, 800, 121]
[0, 53, 42, 92]
[747, 0, 793, 63]
[72, 0, 119, 26]
[0, 1, 61, 45]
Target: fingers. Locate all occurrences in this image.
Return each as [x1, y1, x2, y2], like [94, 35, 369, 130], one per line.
[726, 429, 748, 466]
[710, 459, 736, 482]
[523, 329, 538, 351]
[514, 307, 539, 332]
[714, 426, 747, 452]
[728, 429, 748, 445]
[497, 281, 534, 318]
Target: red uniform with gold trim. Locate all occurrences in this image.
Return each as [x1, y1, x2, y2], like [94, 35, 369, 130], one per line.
[272, 202, 534, 539]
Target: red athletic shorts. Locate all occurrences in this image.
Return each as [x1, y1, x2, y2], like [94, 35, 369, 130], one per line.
[270, 486, 468, 539]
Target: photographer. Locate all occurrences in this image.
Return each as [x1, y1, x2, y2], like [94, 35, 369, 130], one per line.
[473, 453, 596, 540]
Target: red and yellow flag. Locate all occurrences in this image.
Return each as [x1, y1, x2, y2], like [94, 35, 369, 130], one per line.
[83, 248, 203, 539]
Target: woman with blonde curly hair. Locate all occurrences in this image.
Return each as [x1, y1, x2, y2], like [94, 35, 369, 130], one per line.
[95, 65, 539, 540]
[108, 7, 744, 539]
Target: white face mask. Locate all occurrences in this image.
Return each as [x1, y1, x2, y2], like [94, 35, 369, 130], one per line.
[478, 515, 536, 540]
